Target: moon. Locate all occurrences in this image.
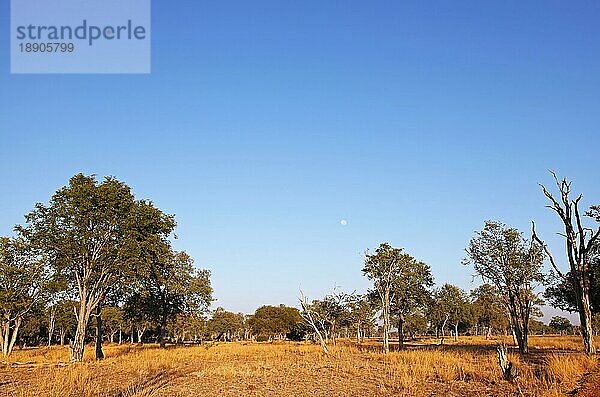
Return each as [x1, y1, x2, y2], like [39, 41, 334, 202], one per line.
[340, 219, 348, 226]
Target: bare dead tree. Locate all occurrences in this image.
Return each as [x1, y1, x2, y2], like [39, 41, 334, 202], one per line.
[299, 291, 329, 355]
[532, 172, 599, 355]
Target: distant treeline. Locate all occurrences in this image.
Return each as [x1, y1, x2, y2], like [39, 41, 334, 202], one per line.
[1, 173, 598, 360]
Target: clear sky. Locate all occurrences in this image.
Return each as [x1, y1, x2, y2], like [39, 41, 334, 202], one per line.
[1, 1, 599, 322]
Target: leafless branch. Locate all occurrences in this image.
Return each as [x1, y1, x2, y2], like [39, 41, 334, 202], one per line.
[531, 221, 567, 281]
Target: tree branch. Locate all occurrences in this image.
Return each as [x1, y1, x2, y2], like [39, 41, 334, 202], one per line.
[531, 221, 567, 282]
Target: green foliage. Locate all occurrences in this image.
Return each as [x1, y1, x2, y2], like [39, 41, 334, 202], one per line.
[101, 306, 125, 341]
[434, 284, 470, 329]
[18, 174, 136, 287]
[0, 236, 50, 355]
[388, 253, 433, 341]
[404, 312, 428, 337]
[16, 174, 140, 359]
[207, 308, 245, 339]
[470, 284, 509, 333]
[248, 304, 302, 338]
[465, 221, 545, 352]
[125, 249, 213, 346]
[528, 319, 549, 335]
[286, 322, 312, 341]
[363, 243, 431, 350]
[466, 221, 545, 290]
[347, 294, 376, 337]
[549, 316, 573, 334]
[362, 243, 405, 298]
[544, 249, 599, 314]
[51, 299, 77, 344]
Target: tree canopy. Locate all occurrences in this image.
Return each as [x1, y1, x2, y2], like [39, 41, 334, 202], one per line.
[465, 221, 544, 353]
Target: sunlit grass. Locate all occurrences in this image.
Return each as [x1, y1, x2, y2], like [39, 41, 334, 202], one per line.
[1, 337, 597, 397]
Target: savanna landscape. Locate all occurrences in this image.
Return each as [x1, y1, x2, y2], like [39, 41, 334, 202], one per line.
[1, 336, 599, 397]
[1, 173, 599, 397]
[3, 2, 600, 397]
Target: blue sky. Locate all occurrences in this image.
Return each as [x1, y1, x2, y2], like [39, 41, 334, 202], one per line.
[1, 1, 599, 321]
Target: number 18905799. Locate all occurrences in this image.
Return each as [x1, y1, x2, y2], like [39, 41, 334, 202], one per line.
[19, 42, 75, 52]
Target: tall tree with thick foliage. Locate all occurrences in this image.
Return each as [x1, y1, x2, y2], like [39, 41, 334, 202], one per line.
[390, 256, 433, 348]
[208, 308, 245, 341]
[0, 237, 49, 356]
[347, 294, 376, 343]
[466, 221, 544, 353]
[470, 284, 508, 338]
[532, 174, 600, 354]
[248, 305, 302, 340]
[432, 284, 470, 342]
[17, 174, 172, 361]
[363, 243, 427, 353]
[127, 249, 212, 348]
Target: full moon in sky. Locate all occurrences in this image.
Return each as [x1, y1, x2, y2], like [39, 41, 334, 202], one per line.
[340, 219, 348, 226]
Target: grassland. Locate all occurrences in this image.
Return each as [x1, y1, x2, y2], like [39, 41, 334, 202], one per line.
[1, 336, 598, 397]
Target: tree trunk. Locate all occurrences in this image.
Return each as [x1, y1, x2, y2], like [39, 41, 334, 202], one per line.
[382, 290, 390, 353]
[5, 317, 23, 356]
[70, 320, 88, 361]
[48, 309, 56, 347]
[60, 330, 66, 346]
[508, 300, 528, 354]
[70, 299, 92, 362]
[576, 283, 596, 354]
[398, 314, 405, 349]
[159, 314, 167, 348]
[440, 313, 449, 345]
[454, 322, 459, 342]
[1, 317, 11, 356]
[95, 305, 104, 360]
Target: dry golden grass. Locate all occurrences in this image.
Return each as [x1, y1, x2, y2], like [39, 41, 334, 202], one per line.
[0, 336, 597, 397]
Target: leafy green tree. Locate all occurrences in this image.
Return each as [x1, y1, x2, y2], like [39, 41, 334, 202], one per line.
[0, 237, 49, 356]
[470, 284, 509, 338]
[363, 243, 410, 353]
[101, 306, 125, 343]
[389, 256, 433, 348]
[248, 304, 303, 340]
[127, 249, 212, 347]
[123, 293, 155, 343]
[347, 294, 376, 343]
[286, 322, 312, 341]
[528, 319, 549, 335]
[116, 199, 177, 346]
[207, 308, 245, 341]
[404, 312, 428, 340]
[466, 221, 545, 353]
[17, 174, 138, 361]
[52, 300, 77, 345]
[549, 316, 573, 335]
[434, 284, 470, 342]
